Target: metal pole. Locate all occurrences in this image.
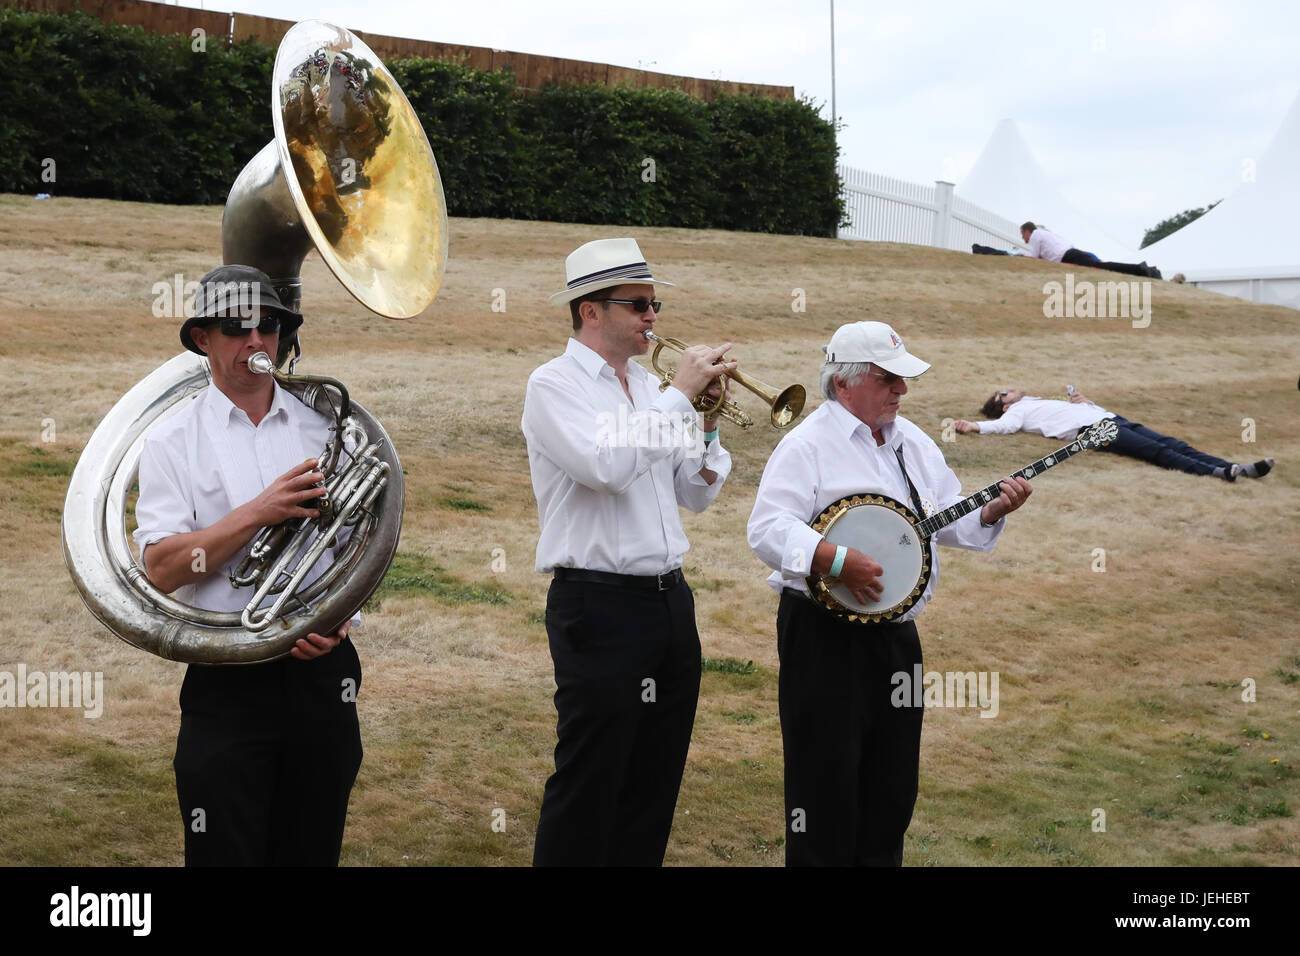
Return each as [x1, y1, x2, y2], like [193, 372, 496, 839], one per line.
[830, 0, 837, 133]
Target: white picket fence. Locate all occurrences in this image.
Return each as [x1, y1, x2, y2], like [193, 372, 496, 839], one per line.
[837, 164, 1027, 253]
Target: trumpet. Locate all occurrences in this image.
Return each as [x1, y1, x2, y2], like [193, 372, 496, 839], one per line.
[643, 330, 806, 429]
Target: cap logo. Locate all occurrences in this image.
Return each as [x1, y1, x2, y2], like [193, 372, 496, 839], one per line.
[889, 332, 901, 348]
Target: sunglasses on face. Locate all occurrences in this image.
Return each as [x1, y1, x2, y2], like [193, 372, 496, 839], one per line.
[868, 369, 909, 387]
[597, 297, 662, 315]
[206, 316, 281, 336]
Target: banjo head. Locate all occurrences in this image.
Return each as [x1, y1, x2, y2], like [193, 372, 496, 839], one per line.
[805, 493, 932, 624]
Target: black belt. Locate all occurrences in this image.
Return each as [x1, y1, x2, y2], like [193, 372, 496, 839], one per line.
[553, 567, 684, 592]
[782, 586, 812, 603]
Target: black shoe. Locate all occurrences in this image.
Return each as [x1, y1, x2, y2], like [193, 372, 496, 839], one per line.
[1215, 465, 1239, 481]
[1240, 458, 1274, 478]
[1148, 265, 1162, 279]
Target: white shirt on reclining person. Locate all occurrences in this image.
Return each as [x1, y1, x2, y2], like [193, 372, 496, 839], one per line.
[1026, 228, 1074, 262]
[975, 396, 1114, 441]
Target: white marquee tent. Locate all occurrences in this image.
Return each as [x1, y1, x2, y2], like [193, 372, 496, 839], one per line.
[957, 119, 1140, 261]
[1143, 94, 1300, 309]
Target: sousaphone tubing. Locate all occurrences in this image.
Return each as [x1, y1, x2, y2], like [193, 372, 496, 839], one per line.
[62, 21, 447, 663]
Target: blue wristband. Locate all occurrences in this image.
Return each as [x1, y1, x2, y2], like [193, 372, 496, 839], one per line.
[703, 429, 719, 443]
[828, 545, 847, 578]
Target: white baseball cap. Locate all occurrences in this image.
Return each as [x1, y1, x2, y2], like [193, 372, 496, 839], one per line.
[823, 321, 930, 377]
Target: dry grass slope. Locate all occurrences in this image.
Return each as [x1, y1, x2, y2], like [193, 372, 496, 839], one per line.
[0, 193, 1296, 866]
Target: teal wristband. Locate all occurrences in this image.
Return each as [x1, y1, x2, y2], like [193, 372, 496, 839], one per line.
[828, 545, 847, 578]
[703, 429, 719, 443]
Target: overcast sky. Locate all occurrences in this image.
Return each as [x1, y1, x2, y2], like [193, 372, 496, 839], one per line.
[184, 0, 1300, 247]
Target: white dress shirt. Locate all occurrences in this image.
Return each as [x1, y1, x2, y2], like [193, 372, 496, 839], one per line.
[134, 379, 357, 620]
[522, 337, 732, 575]
[747, 401, 1002, 620]
[976, 396, 1114, 440]
[1027, 227, 1074, 262]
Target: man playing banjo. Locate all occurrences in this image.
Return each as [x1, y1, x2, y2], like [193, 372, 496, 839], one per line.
[746, 321, 1032, 866]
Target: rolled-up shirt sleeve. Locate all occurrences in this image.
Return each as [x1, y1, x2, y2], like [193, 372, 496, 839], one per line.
[747, 436, 824, 579]
[133, 435, 196, 556]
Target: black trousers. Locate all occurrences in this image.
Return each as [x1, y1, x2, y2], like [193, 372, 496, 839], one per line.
[173, 639, 363, 866]
[1061, 247, 1149, 277]
[1096, 415, 1232, 476]
[777, 592, 923, 867]
[533, 575, 702, 866]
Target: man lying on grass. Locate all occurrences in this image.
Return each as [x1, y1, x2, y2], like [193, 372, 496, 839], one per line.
[954, 388, 1273, 481]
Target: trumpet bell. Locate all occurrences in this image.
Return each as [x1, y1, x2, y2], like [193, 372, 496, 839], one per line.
[645, 330, 805, 430]
[769, 384, 807, 428]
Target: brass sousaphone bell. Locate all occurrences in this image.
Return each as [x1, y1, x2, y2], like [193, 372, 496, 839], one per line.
[226, 19, 447, 329]
[62, 21, 447, 664]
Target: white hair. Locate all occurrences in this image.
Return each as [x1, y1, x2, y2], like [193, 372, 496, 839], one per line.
[820, 361, 873, 402]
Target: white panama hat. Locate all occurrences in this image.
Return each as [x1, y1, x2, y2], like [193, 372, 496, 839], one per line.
[823, 321, 931, 377]
[548, 237, 676, 306]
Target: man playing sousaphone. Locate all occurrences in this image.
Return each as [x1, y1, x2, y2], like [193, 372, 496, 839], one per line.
[522, 237, 735, 866]
[133, 265, 362, 866]
[746, 321, 1033, 866]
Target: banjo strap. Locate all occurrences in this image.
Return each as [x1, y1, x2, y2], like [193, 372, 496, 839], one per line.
[893, 445, 928, 519]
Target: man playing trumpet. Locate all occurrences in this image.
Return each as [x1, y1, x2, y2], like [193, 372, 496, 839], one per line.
[522, 238, 734, 866]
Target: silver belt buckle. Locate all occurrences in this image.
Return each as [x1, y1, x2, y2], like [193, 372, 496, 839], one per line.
[657, 572, 673, 592]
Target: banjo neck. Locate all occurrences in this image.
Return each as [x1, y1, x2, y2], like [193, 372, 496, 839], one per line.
[914, 433, 1095, 539]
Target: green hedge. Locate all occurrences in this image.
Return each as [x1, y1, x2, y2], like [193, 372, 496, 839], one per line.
[0, 9, 843, 234]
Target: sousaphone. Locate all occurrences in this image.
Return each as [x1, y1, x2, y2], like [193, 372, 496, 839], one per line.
[62, 21, 447, 663]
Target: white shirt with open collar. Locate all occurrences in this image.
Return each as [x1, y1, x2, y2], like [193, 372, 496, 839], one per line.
[522, 337, 732, 576]
[133, 379, 357, 621]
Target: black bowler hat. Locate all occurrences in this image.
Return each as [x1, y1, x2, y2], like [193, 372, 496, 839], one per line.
[180, 265, 304, 355]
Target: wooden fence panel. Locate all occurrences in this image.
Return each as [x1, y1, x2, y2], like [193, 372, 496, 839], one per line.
[1, 0, 794, 101]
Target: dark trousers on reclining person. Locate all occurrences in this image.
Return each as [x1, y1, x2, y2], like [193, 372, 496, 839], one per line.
[533, 573, 702, 866]
[1097, 415, 1233, 476]
[1060, 247, 1150, 277]
[778, 590, 924, 867]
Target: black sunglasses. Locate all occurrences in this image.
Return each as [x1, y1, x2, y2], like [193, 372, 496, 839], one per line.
[597, 297, 662, 314]
[206, 316, 281, 336]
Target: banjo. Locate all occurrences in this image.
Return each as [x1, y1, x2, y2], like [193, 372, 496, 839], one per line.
[806, 419, 1118, 623]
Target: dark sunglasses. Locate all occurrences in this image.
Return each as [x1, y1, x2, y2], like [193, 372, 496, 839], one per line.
[597, 297, 662, 314]
[206, 316, 281, 336]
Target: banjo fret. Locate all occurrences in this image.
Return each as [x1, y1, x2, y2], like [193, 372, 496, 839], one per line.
[913, 433, 1096, 539]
